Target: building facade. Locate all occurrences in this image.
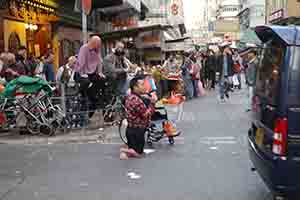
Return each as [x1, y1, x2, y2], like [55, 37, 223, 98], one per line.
[238, 0, 265, 45]
[214, 0, 242, 41]
[266, 0, 300, 25]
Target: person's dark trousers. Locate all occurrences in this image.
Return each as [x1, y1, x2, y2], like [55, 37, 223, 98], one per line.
[209, 70, 216, 89]
[160, 80, 169, 97]
[78, 73, 105, 118]
[192, 79, 199, 97]
[126, 127, 146, 154]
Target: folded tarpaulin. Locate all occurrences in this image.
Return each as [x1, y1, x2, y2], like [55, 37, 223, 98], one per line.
[0, 76, 53, 98]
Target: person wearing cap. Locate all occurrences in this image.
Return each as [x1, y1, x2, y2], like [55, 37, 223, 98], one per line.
[217, 43, 234, 101]
[245, 49, 258, 112]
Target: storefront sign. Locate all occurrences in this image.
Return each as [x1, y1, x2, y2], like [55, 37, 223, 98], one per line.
[31, 0, 58, 8]
[9, 0, 58, 23]
[112, 17, 138, 30]
[269, 9, 284, 22]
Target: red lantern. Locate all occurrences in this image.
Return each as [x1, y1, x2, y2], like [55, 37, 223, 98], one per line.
[82, 0, 92, 15]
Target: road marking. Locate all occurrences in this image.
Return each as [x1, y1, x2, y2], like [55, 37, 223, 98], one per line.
[209, 146, 218, 150]
[201, 136, 236, 140]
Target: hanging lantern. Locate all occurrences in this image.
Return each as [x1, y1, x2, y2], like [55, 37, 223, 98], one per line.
[82, 0, 92, 15]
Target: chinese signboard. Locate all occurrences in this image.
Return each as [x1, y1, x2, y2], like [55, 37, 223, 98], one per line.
[269, 9, 285, 23]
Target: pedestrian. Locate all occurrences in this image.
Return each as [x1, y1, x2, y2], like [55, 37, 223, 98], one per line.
[232, 49, 243, 89]
[206, 50, 217, 90]
[74, 35, 105, 118]
[217, 44, 234, 102]
[1, 52, 19, 82]
[181, 51, 194, 100]
[56, 56, 77, 84]
[120, 75, 155, 160]
[42, 51, 56, 82]
[191, 53, 201, 98]
[15, 46, 29, 76]
[245, 49, 258, 112]
[103, 41, 134, 96]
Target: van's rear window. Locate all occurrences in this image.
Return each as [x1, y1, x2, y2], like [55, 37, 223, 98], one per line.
[288, 47, 300, 105]
[255, 41, 285, 105]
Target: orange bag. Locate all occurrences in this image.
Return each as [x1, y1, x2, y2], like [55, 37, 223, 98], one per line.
[163, 120, 177, 137]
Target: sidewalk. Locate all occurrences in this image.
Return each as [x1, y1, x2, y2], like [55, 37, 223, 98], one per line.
[0, 110, 119, 145]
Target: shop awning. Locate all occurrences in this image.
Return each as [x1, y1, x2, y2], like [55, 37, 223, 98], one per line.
[255, 25, 300, 46]
[165, 36, 190, 43]
[93, 0, 123, 8]
[98, 24, 172, 40]
[239, 29, 261, 45]
[96, 0, 141, 13]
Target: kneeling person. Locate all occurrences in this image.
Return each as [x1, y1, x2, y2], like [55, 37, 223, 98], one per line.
[120, 76, 155, 159]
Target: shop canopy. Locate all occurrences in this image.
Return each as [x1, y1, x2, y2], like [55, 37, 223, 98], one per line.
[93, 0, 123, 8]
[255, 25, 300, 46]
[98, 24, 172, 40]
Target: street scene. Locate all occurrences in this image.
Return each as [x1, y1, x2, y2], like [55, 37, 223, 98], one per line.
[0, 0, 300, 199]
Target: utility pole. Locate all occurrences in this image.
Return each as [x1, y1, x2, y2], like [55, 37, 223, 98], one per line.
[81, 0, 92, 44]
[82, 11, 88, 44]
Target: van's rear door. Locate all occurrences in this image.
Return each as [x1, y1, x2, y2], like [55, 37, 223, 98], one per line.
[287, 46, 300, 159]
[250, 42, 284, 154]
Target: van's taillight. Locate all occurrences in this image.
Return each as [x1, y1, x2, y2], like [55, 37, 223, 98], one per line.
[272, 118, 288, 156]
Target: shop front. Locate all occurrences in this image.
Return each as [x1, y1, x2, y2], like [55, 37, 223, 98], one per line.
[0, 0, 59, 57]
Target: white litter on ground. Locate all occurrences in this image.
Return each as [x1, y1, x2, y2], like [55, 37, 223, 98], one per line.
[209, 146, 219, 150]
[143, 149, 155, 154]
[127, 172, 141, 179]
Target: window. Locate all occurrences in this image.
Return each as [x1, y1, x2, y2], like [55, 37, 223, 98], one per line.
[288, 47, 300, 105]
[256, 40, 285, 105]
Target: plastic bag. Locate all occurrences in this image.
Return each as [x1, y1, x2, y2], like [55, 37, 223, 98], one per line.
[233, 74, 239, 86]
[197, 80, 206, 96]
[163, 120, 177, 137]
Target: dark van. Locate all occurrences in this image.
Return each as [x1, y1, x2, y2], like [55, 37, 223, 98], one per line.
[248, 25, 300, 200]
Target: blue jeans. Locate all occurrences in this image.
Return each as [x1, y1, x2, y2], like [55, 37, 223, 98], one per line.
[219, 77, 229, 99]
[117, 78, 130, 95]
[193, 80, 199, 97]
[183, 77, 194, 99]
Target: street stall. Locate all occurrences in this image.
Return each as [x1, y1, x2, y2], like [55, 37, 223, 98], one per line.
[157, 37, 189, 99]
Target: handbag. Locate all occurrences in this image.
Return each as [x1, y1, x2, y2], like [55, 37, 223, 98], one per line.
[197, 80, 206, 96]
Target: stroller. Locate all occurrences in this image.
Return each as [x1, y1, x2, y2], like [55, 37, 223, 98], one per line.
[119, 102, 182, 146]
[0, 76, 65, 135]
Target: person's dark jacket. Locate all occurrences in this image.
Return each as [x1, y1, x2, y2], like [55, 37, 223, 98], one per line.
[206, 55, 217, 72]
[15, 54, 28, 75]
[102, 53, 127, 80]
[216, 53, 234, 78]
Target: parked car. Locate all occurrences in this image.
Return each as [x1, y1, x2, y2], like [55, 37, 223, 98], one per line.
[248, 25, 300, 200]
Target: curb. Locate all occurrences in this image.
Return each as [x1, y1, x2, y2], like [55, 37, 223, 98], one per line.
[0, 128, 118, 145]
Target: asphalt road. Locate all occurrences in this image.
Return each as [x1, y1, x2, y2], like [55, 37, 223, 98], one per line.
[0, 89, 272, 200]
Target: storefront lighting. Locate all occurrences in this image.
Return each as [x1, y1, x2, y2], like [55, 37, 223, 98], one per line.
[24, 23, 38, 31]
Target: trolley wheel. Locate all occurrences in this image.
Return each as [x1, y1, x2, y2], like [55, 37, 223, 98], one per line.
[118, 118, 128, 145]
[147, 140, 153, 147]
[168, 137, 175, 145]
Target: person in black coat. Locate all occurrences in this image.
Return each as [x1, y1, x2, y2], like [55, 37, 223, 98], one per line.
[216, 45, 234, 101]
[206, 50, 217, 89]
